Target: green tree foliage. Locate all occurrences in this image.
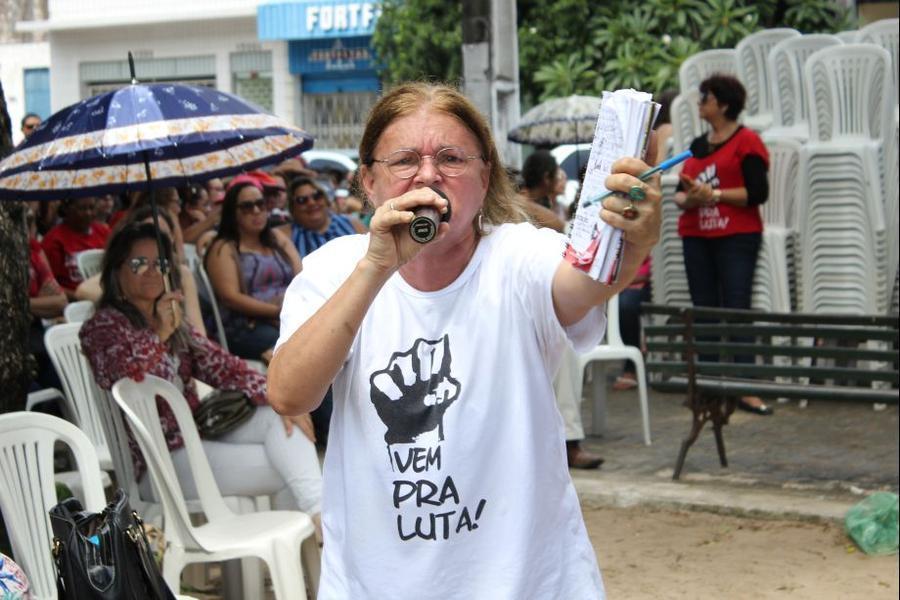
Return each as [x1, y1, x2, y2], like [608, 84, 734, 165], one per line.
[372, 0, 855, 104]
[533, 54, 597, 100]
[521, 0, 855, 102]
[372, 0, 463, 85]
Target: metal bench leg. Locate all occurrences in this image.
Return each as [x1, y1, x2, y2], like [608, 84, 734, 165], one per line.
[711, 396, 736, 468]
[712, 418, 728, 468]
[673, 399, 707, 480]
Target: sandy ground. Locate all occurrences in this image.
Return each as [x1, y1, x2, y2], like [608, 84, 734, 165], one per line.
[190, 504, 898, 599]
[586, 506, 899, 600]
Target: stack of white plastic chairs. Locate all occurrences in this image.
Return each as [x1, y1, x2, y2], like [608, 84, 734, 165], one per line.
[736, 28, 801, 132]
[857, 18, 899, 127]
[883, 105, 900, 313]
[796, 43, 894, 315]
[764, 34, 844, 143]
[650, 173, 692, 307]
[752, 139, 801, 313]
[678, 49, 738, 94]
[856, 18, 899, 314]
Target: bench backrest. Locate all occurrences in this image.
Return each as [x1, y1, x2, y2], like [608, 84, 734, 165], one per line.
[641, 304, 899, 403]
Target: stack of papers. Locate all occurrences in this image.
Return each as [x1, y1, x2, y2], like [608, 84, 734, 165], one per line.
[563, 89, 659, 283]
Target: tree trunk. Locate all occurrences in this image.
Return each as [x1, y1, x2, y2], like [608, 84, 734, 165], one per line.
[0, 80, 35, 413]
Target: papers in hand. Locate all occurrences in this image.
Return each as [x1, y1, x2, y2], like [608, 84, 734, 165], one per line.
[563, 89, 659, 284]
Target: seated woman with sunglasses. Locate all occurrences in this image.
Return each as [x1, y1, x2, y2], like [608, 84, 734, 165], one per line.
[75, 205, 206, 335]
[80, 223, 322, 520]
[278, 177, 367, 258]
[204, 176, 302, 361]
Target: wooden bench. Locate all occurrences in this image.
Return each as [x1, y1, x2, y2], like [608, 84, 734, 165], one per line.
[641, 304, 899, 479]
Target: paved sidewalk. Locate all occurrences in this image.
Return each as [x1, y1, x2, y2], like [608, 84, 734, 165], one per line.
[572, 373, 899, 521]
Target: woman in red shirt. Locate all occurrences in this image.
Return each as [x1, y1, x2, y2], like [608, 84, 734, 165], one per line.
[41, 196, 110, 298]
[675, 74, 772, 416]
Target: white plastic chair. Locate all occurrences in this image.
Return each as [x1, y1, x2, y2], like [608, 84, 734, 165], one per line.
[735, 28, 800, 131]
[679, 49, 737, 94]
[193, 260, 229, 351]
[0, 412, 106, 600]
[805, 43, 894, 146]
[44, 323, 113, 471]
[670, 90, 707, 154]
[835, 30, 859, 44]
[650, 174, 692, 308]
[182, 243, 199, 270]
[765, 34, 843, 142]
[763, 138, 801, 228]
[111, 375, 319, 599]
[575, 294, 651, 446]
[93, 380, 268, 599]
[857, 18, 899, 106]
[75, 249, 105, 280]
[63, 300, 95, 323]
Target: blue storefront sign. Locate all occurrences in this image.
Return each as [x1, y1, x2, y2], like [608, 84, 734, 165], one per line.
[258, 0, 381, 94]
[289, 37, 376, 75]
[258, 0, 380, 40]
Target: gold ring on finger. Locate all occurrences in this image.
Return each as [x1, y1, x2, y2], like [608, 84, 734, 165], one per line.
[623, 203, 639, 220]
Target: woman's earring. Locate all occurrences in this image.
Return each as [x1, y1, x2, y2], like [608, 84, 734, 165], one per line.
[476, 210, 484, 234]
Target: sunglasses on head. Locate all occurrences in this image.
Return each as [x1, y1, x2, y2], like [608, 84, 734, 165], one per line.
[293, 191, 325, 205]
[237, 199, 267, 214]
[127, 256, 168, 275]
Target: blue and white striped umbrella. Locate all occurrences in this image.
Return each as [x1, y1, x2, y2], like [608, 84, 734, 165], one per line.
[0, 81, 314, 201]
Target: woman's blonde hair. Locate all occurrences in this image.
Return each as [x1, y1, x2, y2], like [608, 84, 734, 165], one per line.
[358, 82, 527, 233]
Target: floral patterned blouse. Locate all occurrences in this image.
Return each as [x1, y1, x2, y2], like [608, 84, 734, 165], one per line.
[80, 306, 268, 477]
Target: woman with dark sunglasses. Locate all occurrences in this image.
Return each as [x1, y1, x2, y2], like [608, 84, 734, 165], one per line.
[80, 222, 322, 525]
[278, 177, 367, 257]
[204, 177, 302, 361]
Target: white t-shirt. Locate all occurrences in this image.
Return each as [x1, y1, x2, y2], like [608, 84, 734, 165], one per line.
[277, 222, 607, 600]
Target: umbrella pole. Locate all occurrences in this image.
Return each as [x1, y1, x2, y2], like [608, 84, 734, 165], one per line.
[142, 152, 180, 334]
[142, 154, 172, 294]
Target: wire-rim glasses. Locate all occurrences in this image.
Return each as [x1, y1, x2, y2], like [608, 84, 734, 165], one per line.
[372, 147, 484, 179]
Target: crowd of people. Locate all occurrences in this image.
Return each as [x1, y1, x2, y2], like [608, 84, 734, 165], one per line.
[15, 73, 772, 597]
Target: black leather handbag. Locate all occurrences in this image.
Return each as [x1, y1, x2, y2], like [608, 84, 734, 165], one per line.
[49, 489, 175, 600]
[194, 389, 254, 438]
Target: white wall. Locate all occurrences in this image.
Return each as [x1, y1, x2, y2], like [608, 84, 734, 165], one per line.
[46, 0, 259, 26]
[48, 18, 296, 124]
[0, 41, 51, 145]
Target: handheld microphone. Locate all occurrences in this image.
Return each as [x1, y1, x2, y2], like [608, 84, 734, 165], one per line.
[409, 186, 452, 243]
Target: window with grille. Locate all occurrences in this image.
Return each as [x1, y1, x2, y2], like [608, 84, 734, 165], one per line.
[301, 91, 377, 149]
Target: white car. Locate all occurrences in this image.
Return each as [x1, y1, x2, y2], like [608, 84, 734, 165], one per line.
[300, 149, 358, 174]
[550, 144, 591, 207]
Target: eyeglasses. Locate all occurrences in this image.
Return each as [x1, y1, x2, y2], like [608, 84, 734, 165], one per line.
[237, 199, 267, 214]
[127, 256, 168, 276]
[372, 147, 484, 179]
[23, 122, 39, 131]
[293, 191, 326, 205]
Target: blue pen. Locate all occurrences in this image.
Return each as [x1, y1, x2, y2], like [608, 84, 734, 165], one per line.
[581, 149, 693, 208]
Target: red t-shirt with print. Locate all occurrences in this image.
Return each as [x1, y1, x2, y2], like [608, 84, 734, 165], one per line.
[678, 126, 769, 238]
[41, 222, 110, 291]
[29, 238, 62, 298]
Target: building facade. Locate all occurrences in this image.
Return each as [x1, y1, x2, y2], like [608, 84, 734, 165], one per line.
[258, 0, 381, 149]
[5, 0, 382, 150]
